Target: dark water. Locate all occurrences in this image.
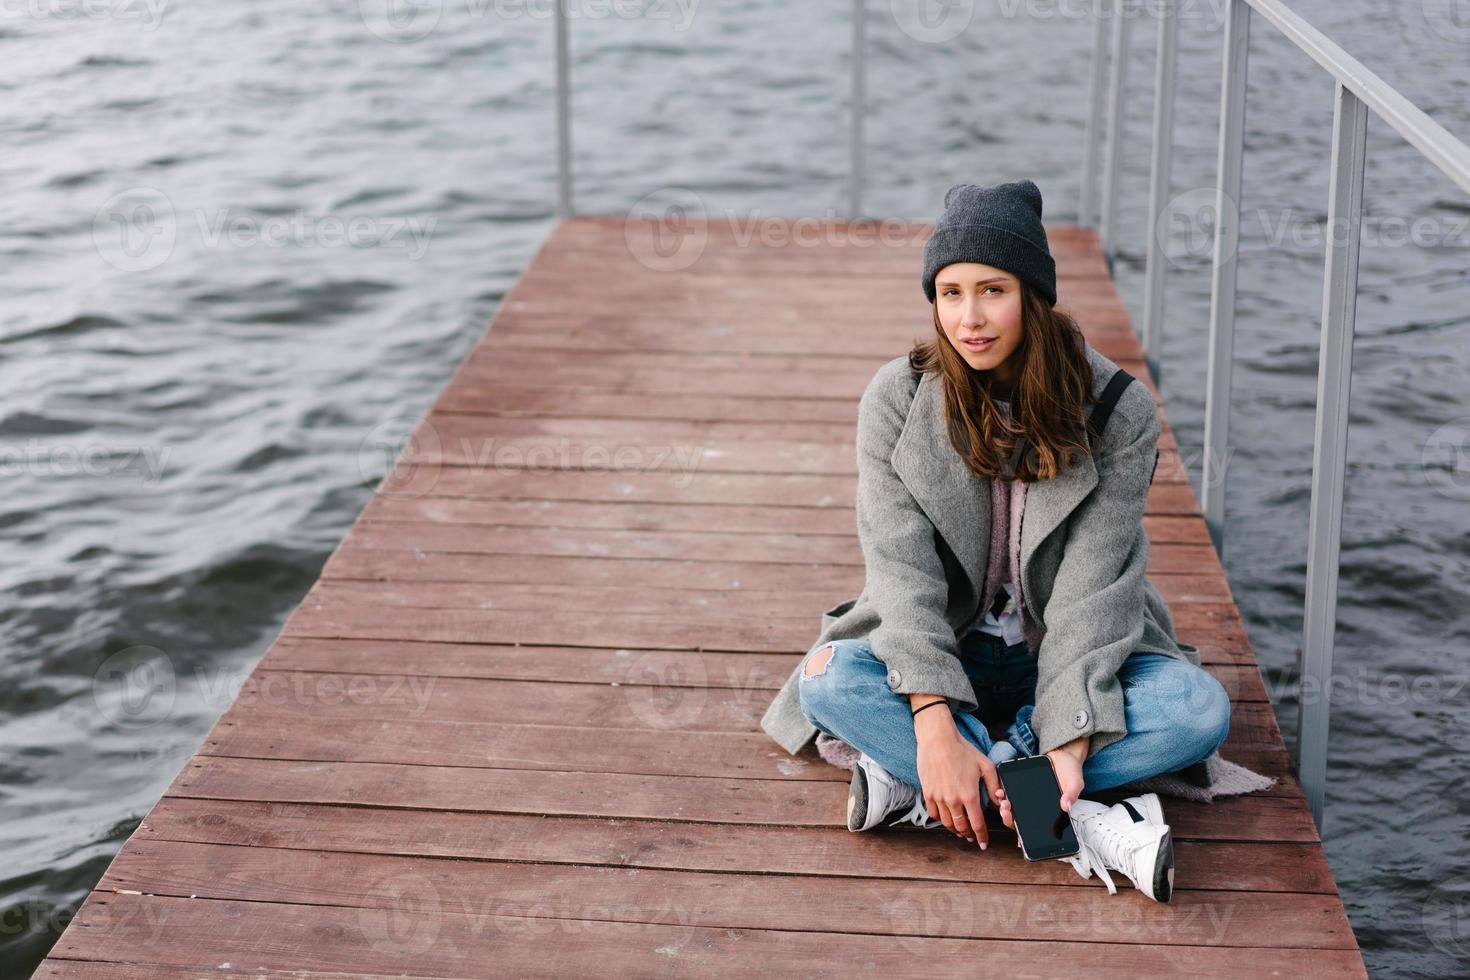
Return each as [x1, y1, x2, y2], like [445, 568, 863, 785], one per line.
[2, 2, 1467, 975]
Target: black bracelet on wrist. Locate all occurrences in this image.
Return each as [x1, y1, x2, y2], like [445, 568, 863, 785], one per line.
[911, 699, 949, 718]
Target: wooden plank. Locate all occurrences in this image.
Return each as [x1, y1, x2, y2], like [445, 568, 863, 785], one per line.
[357, 495, 1217, 547]
[95, 838, 1357, 948]
[47, 892, 1367, 978]
[198, 703, 1291, 789]
[163, 754, 1315, 842]
[254, 637, 1273, 701]
[371, 460, 1206, 514]
[135, 797, 1341, 894]
[277, 600, 1255, 655]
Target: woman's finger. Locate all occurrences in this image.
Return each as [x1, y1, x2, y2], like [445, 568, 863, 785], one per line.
[934, 796, 958, 836]
[951, 802, 971, 839]
[962, 795, 988, 850]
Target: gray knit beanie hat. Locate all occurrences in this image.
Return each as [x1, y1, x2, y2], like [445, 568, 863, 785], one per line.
[921, 179, 1057, 307]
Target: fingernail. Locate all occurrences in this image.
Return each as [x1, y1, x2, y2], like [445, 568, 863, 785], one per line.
[979, 841, 987, 850]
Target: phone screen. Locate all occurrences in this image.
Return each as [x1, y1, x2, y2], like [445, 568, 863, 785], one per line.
[997, 756, 1080, 861]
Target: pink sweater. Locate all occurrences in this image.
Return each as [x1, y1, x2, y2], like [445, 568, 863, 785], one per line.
[979, 471, 1046, 655]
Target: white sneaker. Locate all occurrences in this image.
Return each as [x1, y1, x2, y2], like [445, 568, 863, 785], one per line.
[847, 752, 944, 831]
[1059, 798, 1175, 902]
[1115, 791, 1167, 828]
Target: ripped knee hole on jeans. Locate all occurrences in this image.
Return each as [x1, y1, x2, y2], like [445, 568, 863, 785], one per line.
[801, 643, 836, 680]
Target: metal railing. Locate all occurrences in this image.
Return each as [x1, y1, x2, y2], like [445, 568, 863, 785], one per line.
[1082, 0, 1470, 833]
[547, 0, 1470, 835]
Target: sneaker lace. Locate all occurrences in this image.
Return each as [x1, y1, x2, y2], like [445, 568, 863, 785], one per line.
[887, 795, 944, 830]
[1061, 810, 1137, 895]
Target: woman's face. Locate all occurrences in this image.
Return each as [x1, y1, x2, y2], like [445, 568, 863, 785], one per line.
[934, 262, 1024, 387]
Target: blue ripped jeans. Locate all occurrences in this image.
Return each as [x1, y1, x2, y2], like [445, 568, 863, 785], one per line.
[797, 629, 1231, 806]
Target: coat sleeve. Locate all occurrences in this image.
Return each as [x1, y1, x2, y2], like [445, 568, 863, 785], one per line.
[1030, 386, 1161, 757]
[854, 365, 978, 714]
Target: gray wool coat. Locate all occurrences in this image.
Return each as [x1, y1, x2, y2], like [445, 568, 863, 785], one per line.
[759, 342, 1205, 760]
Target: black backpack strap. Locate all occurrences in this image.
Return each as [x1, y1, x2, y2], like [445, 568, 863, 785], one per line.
[1087, 366, 1160, 485]
[1087, 367, 1135, 440]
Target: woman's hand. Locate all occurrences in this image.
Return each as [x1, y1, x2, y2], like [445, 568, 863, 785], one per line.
[913, 713, 1005, 849]
[1045, 735, 1090, 814]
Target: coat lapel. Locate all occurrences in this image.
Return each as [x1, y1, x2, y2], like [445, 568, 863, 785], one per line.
[888, 365, 1102, 615]
[890, 371, 989, 599]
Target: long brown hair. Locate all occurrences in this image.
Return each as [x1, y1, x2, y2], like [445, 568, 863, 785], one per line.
[908, 281, 1099, 483]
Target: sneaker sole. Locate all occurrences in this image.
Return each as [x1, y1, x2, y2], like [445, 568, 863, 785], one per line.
[847, 766, 870, 832]
[1152, 828, 1175, 903]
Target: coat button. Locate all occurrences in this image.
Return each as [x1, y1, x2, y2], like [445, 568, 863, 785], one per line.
[1072, 708, 1089, 728]
[886, 668, 902, 689]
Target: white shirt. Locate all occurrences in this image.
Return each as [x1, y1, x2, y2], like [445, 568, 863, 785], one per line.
[971, 579, 1026, 646]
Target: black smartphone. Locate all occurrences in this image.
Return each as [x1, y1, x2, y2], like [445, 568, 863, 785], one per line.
[996, 756, 1080, 861]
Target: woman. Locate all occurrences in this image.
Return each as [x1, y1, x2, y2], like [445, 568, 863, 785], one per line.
[757, 179, 1232, 902]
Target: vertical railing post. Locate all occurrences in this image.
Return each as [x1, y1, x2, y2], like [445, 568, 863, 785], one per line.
[554, 0, 572, 217]
[849, 0, 866, 221]
[1201, 0, 1250, 554]
[1099, 0, 1132, 265]
[1140, 0, 1178, 384]
[1296, 82, 1368, 836]
[1079, 6, 1110, 228]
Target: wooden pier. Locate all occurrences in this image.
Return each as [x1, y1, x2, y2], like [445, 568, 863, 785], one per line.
[38, 215, 1366, 977]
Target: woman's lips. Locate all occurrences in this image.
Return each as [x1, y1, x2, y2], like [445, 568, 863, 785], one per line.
[962, 337, 996, 352]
